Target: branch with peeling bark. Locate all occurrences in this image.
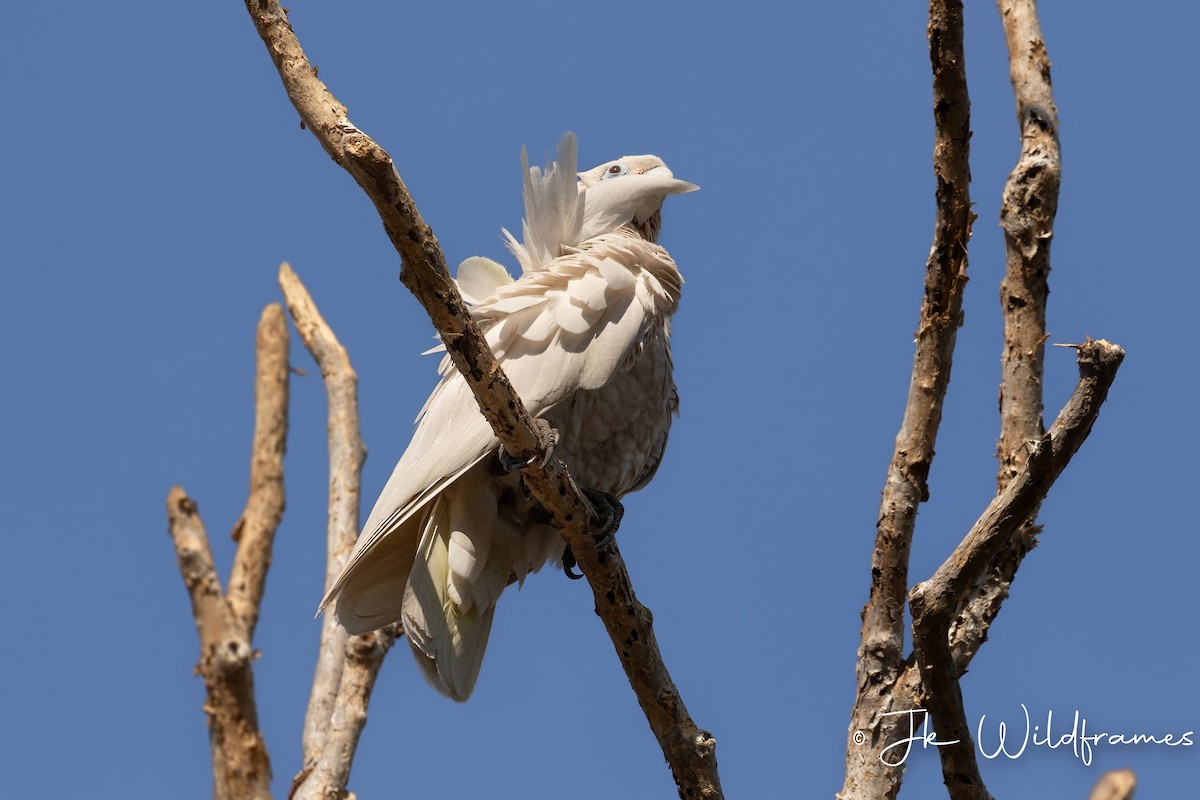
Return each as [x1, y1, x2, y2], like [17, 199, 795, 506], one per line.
[167, 304, 288, 800]
[841, 2, 1128, 799]
[241, 1, 722, 796]
[949, 0, 1063, 670]
[841, 0, 972, 796]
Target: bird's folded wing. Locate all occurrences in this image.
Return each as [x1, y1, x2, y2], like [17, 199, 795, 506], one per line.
[320, 233, 677, 612]
[477, 234, 678, 407]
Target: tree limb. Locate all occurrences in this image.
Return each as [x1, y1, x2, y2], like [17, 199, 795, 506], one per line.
[242, 3, 722, 796]
[167, 303, 289, 800]
[909, 339, 1124, 800]
[228, 305, 291, 639]
[291, 627, 398, 800]
[841, 1, 972, 795]
[949, 0, 1063, 668]
[278, 262, 402, 800]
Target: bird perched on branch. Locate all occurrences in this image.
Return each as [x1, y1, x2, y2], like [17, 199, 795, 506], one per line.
[320, 133, 697, 701]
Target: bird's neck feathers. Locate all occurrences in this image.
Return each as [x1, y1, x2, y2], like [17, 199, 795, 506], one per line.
[634, 209, 663, 242]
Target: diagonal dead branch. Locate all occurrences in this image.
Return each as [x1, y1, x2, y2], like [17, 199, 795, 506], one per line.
[167, 303, 289, 800]
[909, 339, 1124, 800]
[949, 0, 1063, 668]
[841, 1, 972, 796]
[242, 3, 722, 796]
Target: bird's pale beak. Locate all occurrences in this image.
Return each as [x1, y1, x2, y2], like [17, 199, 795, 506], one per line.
[643, 165, 699, 195]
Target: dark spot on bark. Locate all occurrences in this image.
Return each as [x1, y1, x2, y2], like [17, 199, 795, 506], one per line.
[606, 590, 615, 604]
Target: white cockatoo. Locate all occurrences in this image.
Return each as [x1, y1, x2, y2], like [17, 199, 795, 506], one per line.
[320, 133, 697, 701]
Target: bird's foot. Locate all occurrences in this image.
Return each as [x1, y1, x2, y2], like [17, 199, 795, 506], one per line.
[560, 489, 624, 581]
[496, 418, 559, 472]
[582, 488, 623, 549]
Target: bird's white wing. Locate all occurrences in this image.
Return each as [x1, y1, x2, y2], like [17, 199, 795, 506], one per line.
[477, 232, 681, 410]
[318, 358, 498, 615]
[320, 231, 680, 614]
[503, 133, 584, 273]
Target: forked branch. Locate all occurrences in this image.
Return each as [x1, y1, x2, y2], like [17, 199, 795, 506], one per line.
[910, 339, 1124, 799]
[950, 0, 1063, 668]
[167, 303, 289, 800]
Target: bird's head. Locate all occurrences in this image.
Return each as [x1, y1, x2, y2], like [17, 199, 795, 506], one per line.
[577, 154, 697, 242]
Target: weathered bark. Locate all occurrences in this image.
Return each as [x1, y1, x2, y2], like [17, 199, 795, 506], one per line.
[910, 340, 1124, 800]
[841, 1, 972, 796]
[167, 304, 288, 800]
[950, 0, 1063, 668]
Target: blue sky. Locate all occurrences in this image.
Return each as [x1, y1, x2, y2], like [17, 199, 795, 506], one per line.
[3, 1, 1197, 797]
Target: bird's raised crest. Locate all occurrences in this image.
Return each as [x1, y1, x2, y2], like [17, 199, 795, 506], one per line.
[503, 132, 584, 274]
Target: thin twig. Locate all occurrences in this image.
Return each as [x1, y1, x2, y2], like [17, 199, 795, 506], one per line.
[242, 3, 722, 796]
[841, 0, 972, 796]
[167, 303, 289, 800]
[910, 339, 1124, 800]
[949, 0, 1063, 668]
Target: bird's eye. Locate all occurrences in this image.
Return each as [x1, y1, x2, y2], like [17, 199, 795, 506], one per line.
[603, 164, 628, 180]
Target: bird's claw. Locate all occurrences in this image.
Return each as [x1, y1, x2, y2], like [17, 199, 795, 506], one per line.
[562, 546, 584, 580]
[581, 488, 623, 549]
[560, 489, 623, 581]
[497, 418, 559, 472]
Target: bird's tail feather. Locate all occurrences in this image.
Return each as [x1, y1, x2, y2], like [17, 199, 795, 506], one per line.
[402, 494, 497, 702]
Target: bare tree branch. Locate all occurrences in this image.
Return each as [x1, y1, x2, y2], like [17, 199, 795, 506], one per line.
[910, 339, 1125, 800]
[276, 263, 368, 763]
[841, 0, 972, 795]
[291, 627, 399, 800]
[278, 262, 403, 800]
[228, 305, 291, 639]
[167, 303, 289, 800]
[950, 0, 1063, 668]
[241, 4, 722, 796]
[1088, 769, 1137, 800]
